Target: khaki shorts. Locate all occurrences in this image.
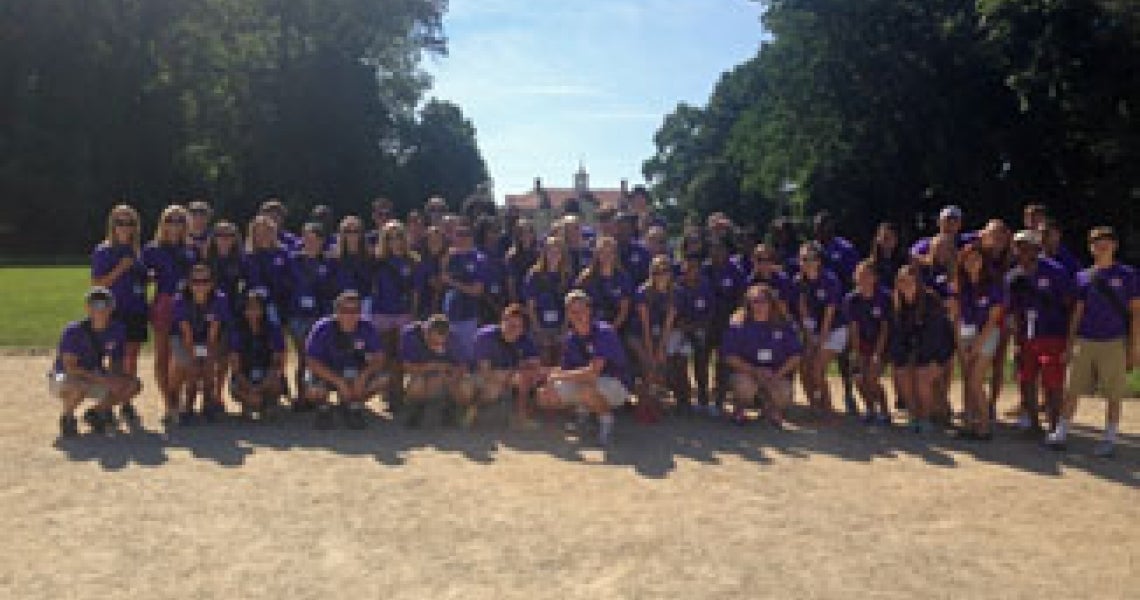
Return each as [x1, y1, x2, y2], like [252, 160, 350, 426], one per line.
[47, 372, 110, 402]
[1066, 337, 1128, 401]
[551, 376, 629, 408]
[729, 371, 793, 404]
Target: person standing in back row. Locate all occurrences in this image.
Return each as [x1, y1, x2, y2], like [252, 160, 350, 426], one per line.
[1045, 227, 1138, 458]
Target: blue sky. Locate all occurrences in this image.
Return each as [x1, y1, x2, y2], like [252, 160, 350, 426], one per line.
[424, 0, 764, 199]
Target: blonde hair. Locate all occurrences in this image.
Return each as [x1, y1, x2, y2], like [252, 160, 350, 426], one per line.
[152, 204, 188, 245]
[334, 216, 367, 259]
[732, 284, 788, 326]
[375, 221, 419, 263]
[104, 204, 141, 254]
[528, 235, 570, 289]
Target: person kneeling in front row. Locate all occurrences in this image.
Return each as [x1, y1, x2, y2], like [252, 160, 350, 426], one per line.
[228, 291, 286, 421]
[721, 284, 802, 427]
[470, 304, 543, 429]
[48, 287, 142, 436]
[400, 314, 473, 428]
[536, 290, 631, 446]
[303, 291, 387, 430]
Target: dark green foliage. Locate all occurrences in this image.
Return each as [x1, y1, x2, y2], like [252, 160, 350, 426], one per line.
[644, 0, 1139, 252]
[0, 0, 488, 254]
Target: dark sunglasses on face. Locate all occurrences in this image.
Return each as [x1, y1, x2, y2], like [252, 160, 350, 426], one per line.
[336, 305, 361, 315]
[801, 255, 820, 263]
[342, 228, 362, 234]
[215, 231, 236, 239]
[164, 217, 187, 225]
[190, 278, 211, 285]
[750, 297, 770, 305]
[113, 219, 137, 227]
[754, 255, 774, 263]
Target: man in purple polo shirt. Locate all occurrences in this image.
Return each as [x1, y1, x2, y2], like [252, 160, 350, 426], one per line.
[47, 287, 142, 436]
[537, 290, 631, 446]
[441, 223, 487, 362]
[303, 292, 387, 430]
[470, 304, 542, 429]
[400, 314, 473, 428]
[910, 205, 980, 262]
[1045, 227, 1139, 457]
[1006, 230, 1075, 434]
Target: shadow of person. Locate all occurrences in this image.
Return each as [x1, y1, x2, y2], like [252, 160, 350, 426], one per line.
[53, 428, 169, 471]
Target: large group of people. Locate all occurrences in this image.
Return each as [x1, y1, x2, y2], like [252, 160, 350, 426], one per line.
[49, 196, 1137, 455]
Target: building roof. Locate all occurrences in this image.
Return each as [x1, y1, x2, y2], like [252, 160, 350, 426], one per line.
[505, 188, 625, 212]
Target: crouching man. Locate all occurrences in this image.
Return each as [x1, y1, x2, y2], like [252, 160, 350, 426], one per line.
[537, 290, 631, 446]
[470, 304, 543, 429]
[303, 291, 386, 430]
[400, 314, 474, 428]
[48, 287, 142, 436]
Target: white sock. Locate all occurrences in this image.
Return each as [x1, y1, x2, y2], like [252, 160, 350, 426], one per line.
[1054, 419, 1069, 439]
[599, 413, 614, 434]
[1104, 422, 1119, 443]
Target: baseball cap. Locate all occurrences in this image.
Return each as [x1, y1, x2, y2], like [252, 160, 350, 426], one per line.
[85, 286, 115, 310]
[939, 205, 963, 220]
[1012, 229, 1041, 245]
[1088, 226, 1117, 243]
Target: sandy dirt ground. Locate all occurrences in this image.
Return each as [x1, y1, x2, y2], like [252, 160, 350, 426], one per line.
[1, 353, 1138, 599]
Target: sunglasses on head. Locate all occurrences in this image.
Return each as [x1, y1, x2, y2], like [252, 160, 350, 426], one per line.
[113, 219, 137, 227]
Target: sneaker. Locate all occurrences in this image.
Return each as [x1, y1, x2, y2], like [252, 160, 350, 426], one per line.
[59, 415, 79, 437]
[460, 405, 478, 429]
[874, 413, 892, 427]
[405, 403, 426, 429]
[314, 406, 336, 430]
[860, 413, 876, 426]
[344, 405, 367, 430]
[597, 420, 614, 447]
[201, 403, 224, 424]
[1093, 440, 1116, 458]
[119, 403, 140, 425]
[177, 410, 196, 427]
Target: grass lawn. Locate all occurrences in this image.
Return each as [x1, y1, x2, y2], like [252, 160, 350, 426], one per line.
[0, 267, 90, 347]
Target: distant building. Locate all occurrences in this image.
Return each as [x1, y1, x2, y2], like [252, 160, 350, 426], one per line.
[504, 163, 631, 233]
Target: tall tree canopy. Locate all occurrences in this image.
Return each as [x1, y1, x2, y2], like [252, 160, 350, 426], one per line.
[0, 0, 489, 255]
[644, 0, 1139, 251]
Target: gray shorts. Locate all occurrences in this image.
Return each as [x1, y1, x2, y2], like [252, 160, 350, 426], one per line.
[47, 372, 110, 402]
[303, 369, 387, 395]
[551, 376, 629, 408]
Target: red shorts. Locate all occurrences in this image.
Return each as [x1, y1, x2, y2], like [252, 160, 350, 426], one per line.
[1017, 337, 1066, 391]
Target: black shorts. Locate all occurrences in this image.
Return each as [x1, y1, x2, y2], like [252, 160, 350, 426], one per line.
[114, 309, 149, 343]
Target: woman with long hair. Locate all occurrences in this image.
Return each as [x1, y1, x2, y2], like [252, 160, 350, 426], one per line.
[979, 219, 1015, 420]
[143, 204, 197, 414]
[632, 255, 676, 422]
[505, 218, 539, 305]
[721, 284, 803, 427]
[794, 241, 849, 422]
[170, 263, 231, 424]
[286, 223, 338, 410]
[228, 291, 286, 420]
[889, 265, 955, 434]
[416, 225, 448, 318]
[575, 236, 632, 331]
[747, 243, 795, 314]
[91, 204, 148, 424]
[869, 222, 906, 291]
[844, 260, 892, 424]
[950, 244, 1004, 439]
[372, 221, 421, 411]
[672, 255, 716, 411]
[243, 215, 289, 328]
[474, 215, 508, 324]
[524, 235, 571, 366]
[203, 220, 244, 405]
[702, 238, 746, 416]
[332, 216, 374, 315]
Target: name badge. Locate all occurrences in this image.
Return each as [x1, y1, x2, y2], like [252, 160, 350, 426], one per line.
[250, 368, 266, 382]
[274, 256, 284, 266]
[816, 289, 827, 300]
[757, 349, 773, 363]
[872, 307, 882, 318]
[1026, 309, 1038, 321]
[401, 266, 411, 277]
[977, 297, 990, 307]
[300, 296, 315, 309]
[490, 284, 501, 295]
[803, 318, 817, 332]
[466, 263, 475, 273]
[176, 279, 187, 291]
[722, 278, 733, 288]
[194, 344, 209, 358]
[343, 368, 359, 379]
[1037, 278, 1050, 289]
[631, 254, 641, 264]
[651, 325, 662, 337]
[1110, 278, 1123, 288]
[959, 324, 977, 338]
[831, 252, 841, 261]
[695, 298, 707, 310]
[133, 283, 145, 296]
[253, 286, 269, 296]
[543, 310, 559, 324]
[318, 265, 327, 276]
[266, 304, 280, 324]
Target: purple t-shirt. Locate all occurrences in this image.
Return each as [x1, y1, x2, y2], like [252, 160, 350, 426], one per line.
[481, 251, 508, 300]
[53, 320, 126, 374]
[794, 270, 848, 331]
[1005, 258, 1074, 340]
[703, 259, 746, 316]
[442, 249, 488, 322]
[1050, 245, 1083, 276]
[1075, 263, 1138, 340]
[580, 271, 632, 325]
[843, 288, 891, 346]
[721, 319, 803, 370]
[909, 231, 980, 258]
[471, 324, 538, 370]
[91, 243, 148, 315]
[334, 254, 374, 298]
[243, 248, 289, 302]
[227, 320, 286, 375]
[620, 241, 652, 286]
[634, 283, 673, 337]
[373, 256, 420, 316]
[819, 236, 860, 284]
[673, 276, 715, 325]
[955, 280, 1005, 330]
[287, 252, 337, 319]
[142, 242, 197, 296]
[561, 321, 629, 383]
[524, 270, 568, 328]
[399, 322, 464, 365]
[305, 317, 383, 373]
[172, 290, 232, 342]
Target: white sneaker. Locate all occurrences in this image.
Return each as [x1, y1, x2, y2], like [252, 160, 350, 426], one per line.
[1042, 430, 1066, 451]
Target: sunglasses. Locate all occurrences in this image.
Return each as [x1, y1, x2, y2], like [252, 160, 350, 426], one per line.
[190, 278, 212, 285]
[89, 300, 113, 310]
[336, 306, 361, 315]
[214, 232, 236, 239]
[113, 219, 137, 227]
[164, 217, 187, 225]
[754, 255, 774, 263]
[749, 297, 770, 305]
[800, 255, 821, 263]
[652, 269, 670, 275]
[342, 228, 363, 234]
